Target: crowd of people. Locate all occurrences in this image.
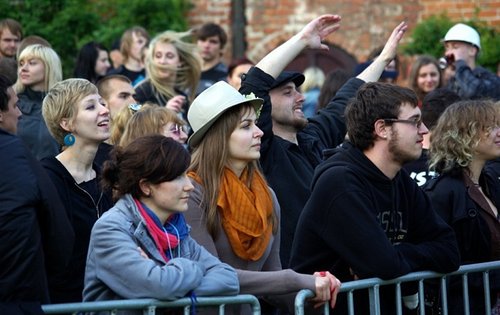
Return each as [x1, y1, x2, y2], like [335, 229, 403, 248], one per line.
[1, 11, 500, 315]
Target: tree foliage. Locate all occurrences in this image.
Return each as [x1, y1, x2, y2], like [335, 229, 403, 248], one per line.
[1, 0, 191, 78]
[403, 13, 499, 72]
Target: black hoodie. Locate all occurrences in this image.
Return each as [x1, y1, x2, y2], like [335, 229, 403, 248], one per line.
[41, 157, 113, 303]
[290, 142, 459, 312]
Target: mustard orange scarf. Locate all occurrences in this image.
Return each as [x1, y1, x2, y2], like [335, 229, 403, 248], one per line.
[218, 167, 273, 261]
[190, 168, 273, 261]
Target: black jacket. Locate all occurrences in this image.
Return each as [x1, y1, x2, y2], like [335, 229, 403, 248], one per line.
[239, 67, 362, 267]
[290, 142, 460, 313]
[41, 157, 113, 303]
[424, 170, 500, 314]
[0, 130, 73, 313]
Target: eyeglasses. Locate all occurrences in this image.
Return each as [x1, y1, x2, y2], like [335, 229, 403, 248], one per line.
[383, 117, 423, 129]
[170, 124, 185, 136]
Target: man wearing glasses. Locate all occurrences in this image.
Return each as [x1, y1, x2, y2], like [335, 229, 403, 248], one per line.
[290, 82, 460, 313]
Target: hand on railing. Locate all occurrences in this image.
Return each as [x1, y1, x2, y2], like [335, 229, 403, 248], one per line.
[310, 271, 341, 309]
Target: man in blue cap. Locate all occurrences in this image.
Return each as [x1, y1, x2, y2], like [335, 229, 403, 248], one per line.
[240, 15, 408, 268]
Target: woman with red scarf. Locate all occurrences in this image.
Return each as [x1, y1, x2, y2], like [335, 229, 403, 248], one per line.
[83, 135, 239, 305]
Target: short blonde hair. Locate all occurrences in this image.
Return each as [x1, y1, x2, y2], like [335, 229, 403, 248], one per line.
[42, 79, 97, 145]
[15, 44, 62, 93]
[119, 104, 185, 147]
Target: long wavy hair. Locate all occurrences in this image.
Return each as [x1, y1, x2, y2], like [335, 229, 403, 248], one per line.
[142, 30, 201, 103]
[429, 100, 500, 174]
[188, 104, 277, 238]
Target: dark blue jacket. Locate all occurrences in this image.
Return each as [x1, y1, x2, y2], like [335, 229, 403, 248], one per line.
[0, 129, 73, 313]
[447, 60, 500, 100]
[17, 88, 60, 160]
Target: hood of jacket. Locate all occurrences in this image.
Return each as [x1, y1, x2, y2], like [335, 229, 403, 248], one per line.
[314, 141, 395, 190]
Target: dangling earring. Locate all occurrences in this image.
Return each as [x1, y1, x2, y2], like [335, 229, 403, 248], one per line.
[64, 133, 75, 146]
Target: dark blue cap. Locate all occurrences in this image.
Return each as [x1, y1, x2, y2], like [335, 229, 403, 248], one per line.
[271, 71, 305, 89]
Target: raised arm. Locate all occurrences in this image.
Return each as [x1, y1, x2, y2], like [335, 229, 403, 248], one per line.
[356, 21, 408, 83]
[256, 14, 341, 79]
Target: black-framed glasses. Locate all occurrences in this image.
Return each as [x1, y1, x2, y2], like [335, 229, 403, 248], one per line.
[383, 118, 423, 129]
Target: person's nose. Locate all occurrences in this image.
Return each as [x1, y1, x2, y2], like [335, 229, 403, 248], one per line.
[254, 125, 264, 138]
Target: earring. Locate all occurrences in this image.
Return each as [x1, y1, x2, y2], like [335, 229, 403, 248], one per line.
[64, 133, 75, 146]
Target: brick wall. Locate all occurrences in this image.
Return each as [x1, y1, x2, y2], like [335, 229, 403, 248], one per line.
[187, 0, 499, 67]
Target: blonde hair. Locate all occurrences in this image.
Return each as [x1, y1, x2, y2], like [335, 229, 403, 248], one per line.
[119, 104, 185, 147]
[189, 104, 277, 238]
[15, 44, 62, 93]
[429, 100, 500, 174]
[142, 30, 201, 102]
[301, 66, 325, 93]
[42, 79, 97, 145]
[109, 103, 138, 145]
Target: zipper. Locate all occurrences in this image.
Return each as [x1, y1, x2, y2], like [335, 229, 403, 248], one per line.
[74, 183, 103, 219]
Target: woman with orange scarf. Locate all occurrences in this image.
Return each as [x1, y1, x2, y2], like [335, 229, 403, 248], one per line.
[185, 81, 339, 314]
[185, 21, 343, 308]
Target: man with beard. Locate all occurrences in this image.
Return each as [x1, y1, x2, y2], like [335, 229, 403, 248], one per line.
[0, 19, 22, 60]
[289, 82, 460, 314]
[239, 19, 409, 268]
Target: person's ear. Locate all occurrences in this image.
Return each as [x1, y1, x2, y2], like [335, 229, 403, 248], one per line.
[374, 119, 389, 139]
[60, 118, 72, 132]
[139, 179, 151, 197]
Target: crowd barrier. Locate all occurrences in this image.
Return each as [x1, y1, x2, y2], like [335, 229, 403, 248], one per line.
[42, 294, 261, 314]
[295, 260, 500, 315]
[41, 261, 500, 314]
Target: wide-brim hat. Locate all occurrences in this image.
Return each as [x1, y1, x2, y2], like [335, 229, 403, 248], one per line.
[187, 81, 263, 147]
[270, 71, 305, 89]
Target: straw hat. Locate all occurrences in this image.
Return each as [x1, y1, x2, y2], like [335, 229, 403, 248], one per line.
[187, 81, 263, 147]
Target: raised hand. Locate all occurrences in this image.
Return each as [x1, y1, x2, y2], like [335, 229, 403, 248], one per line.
[377, 21, 408, 64]
[166, 95, 186, 113]
[297, 14, 342, 50]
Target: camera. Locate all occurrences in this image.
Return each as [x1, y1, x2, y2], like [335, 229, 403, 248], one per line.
[438, 55, 455, 70]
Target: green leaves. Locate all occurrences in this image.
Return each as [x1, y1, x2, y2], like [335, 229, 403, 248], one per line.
[3, 0, 190, 78]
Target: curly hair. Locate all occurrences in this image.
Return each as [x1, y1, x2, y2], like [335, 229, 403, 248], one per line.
[429, 100, 500, 174]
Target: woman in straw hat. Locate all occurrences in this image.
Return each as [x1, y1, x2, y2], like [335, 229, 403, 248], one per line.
[184, 15, 342, 314]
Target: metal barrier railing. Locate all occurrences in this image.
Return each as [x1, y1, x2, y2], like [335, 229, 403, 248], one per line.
[295, 260, 500, 315]
[42, 294, 261, 315]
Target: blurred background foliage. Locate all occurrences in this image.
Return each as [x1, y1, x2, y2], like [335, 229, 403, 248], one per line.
[403, 13, 499, 73]
[0, 0, 191, 77]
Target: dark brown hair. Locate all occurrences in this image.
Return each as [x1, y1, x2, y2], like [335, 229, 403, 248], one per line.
[102, 135, 190, 200]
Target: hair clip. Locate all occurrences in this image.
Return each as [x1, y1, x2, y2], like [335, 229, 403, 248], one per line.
[128, 103, 142, 113]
